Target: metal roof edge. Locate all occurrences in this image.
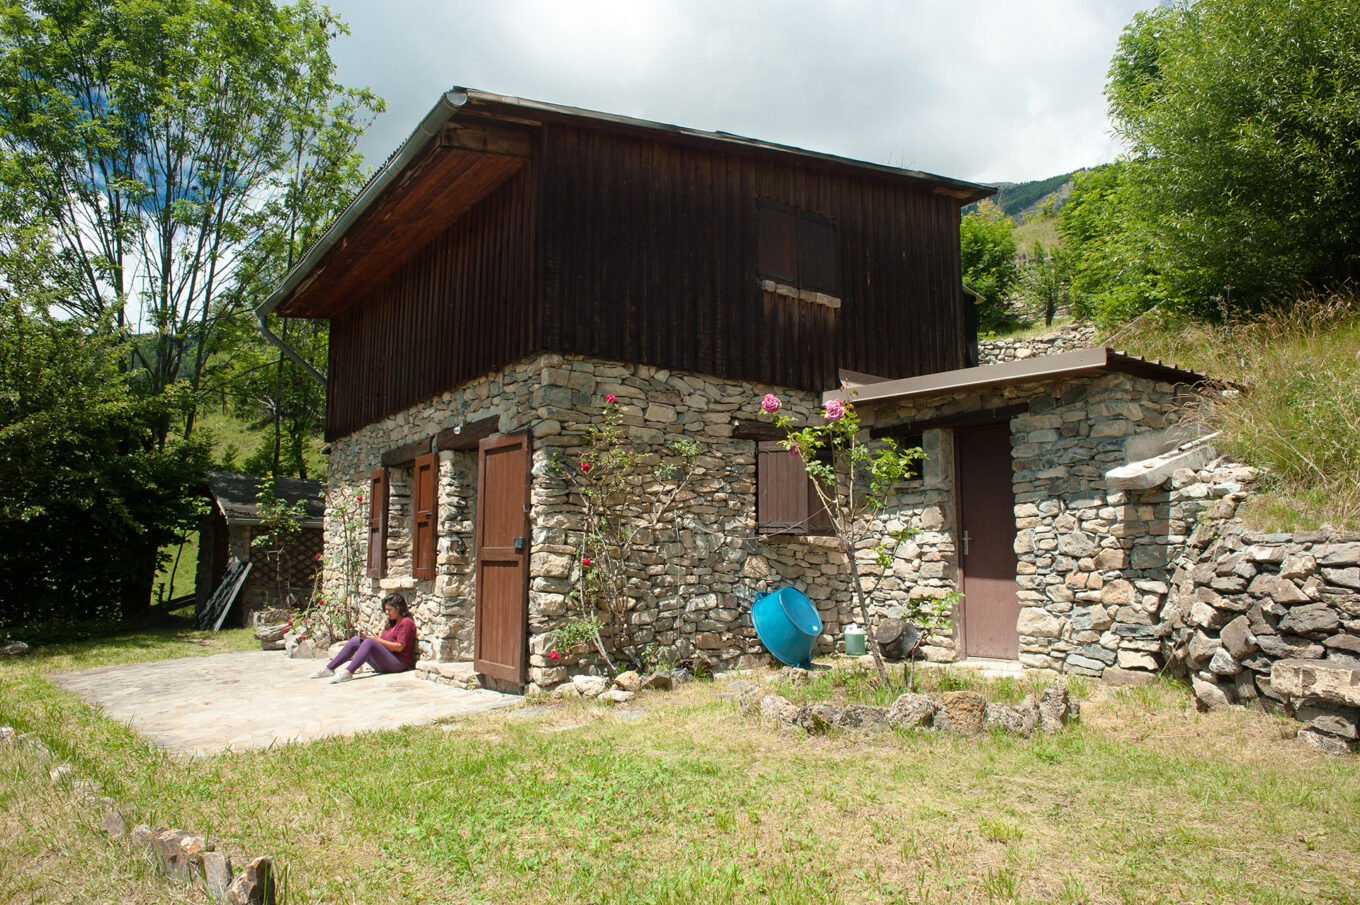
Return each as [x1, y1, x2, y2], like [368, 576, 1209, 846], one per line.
[258, 87, 995, 320]
[832, 348, 1212, 407]
[459, 89, 995, 202]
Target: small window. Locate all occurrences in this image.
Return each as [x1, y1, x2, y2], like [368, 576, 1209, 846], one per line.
[411, 452, 438, 581]
[757, 440, 834, 535]
[758, 200, 840, 295]
[366, 468, 388, 578]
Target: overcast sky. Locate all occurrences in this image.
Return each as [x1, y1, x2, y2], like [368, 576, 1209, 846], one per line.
[324, 1, 1159, 185]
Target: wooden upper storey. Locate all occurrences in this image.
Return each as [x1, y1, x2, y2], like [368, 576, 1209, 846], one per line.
[262, 90, 993, 439]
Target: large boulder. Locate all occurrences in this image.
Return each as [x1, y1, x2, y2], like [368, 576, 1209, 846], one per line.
[1038, 684, 1081, 730]
[571, 675, 609, 698]
[932, 691, 987, 735]
[984, 701, 1039, 736]
[885, 693, 937, 729]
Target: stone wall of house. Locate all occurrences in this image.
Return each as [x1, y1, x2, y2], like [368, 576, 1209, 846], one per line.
[977, 322, 1098, 366]
[323, 351, 884, 689]
[858, 370, 1208, 676]
[1162, 521, 1360, 752]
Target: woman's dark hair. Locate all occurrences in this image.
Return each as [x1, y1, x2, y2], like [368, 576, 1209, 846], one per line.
[381, 592, 411, 623]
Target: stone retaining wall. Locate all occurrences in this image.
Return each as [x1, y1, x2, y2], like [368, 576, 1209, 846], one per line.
[1162, 522, 1360, 752]
[978, 322, 1098, 365]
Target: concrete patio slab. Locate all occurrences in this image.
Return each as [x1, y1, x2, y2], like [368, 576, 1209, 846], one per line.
[52, 649, 517, 757]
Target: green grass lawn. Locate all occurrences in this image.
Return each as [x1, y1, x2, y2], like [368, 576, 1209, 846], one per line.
[3, 630, 1359, 904]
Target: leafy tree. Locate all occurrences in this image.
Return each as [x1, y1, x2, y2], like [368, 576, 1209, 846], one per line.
[0, 297, 208, 632]
[1014, 241, 1076, 326]
[1095, 0, 1360, 319]
[0, 0, 380, 441]
[960, 200, 1020, 333]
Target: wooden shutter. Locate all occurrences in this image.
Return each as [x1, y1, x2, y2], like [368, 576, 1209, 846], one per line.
[758, 440, 809, 533]
[412, 452, 438, 581]
[805, 468, 834, 534]
[758, 203, 798, 284]
[366, 468, 388, 578]
[798, 214, 839, 294]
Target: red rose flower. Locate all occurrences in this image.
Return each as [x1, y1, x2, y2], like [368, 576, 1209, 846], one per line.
[548, 650, 561, 661]
[605, 393, 616, 405]
[582, 556, 592, 567]
[581, 462, 591, 473]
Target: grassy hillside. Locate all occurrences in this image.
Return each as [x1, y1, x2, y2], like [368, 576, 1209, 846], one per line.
[1105, 294, 1360, 531]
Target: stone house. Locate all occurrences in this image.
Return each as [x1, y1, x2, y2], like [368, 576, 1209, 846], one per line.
[196, 472, 324, 626]
[257, 88, 1224, 692]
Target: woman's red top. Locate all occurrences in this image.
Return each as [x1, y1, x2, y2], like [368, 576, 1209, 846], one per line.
[380, 616, 417, 670]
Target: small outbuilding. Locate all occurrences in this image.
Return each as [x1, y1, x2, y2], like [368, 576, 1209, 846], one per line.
[196, 472, 325, 626]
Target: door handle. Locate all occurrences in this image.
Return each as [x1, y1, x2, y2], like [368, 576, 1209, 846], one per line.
[961, 530, 971, 557]
[513, 536, 526, 552]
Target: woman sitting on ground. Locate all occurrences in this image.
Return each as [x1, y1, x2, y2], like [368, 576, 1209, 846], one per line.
[313, 593, 418, 683]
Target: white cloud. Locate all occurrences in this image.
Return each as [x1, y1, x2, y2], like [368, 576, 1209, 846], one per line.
[327, 0, 1154, 184]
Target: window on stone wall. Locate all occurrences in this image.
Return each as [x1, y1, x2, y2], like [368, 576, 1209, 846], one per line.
[366, 468, 388, 578]
[411, 452, 438, 581]
[757, 440, 834, 535]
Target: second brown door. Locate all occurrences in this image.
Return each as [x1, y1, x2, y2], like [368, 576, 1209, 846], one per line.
[957, 422, 1019, 659]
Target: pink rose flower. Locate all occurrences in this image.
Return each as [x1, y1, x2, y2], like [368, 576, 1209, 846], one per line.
[824, 399, 846, 422]
[788, 442, 802, 458]
[761, 393, 781, 414]
[605, 393, 616, 405]
[548, 650, 561, 661]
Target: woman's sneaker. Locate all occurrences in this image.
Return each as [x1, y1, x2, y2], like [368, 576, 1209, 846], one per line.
[311, 667, 334, 679]
[329, 670, 353, 684]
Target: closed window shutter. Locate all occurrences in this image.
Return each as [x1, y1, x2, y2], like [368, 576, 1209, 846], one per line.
[806, 470, 834, 534]
[757, 440, 809, 533]
[758, 203, 798, 284]
[798, 215, 839, 294]
[366, 468, 388, 578]
[412, 452, 438, 581]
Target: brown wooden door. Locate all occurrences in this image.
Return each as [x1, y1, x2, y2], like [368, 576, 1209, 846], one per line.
[957, 422, 1019, 659]
[474, 433, 531, 683]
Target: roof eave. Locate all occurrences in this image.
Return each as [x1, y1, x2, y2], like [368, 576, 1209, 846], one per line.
[831, 347, 1213, 407]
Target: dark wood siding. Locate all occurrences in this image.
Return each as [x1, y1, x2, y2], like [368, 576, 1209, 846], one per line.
[323, 122, 970, 438]
[538, 123, 967, 395]
[326, 165, 536, 439]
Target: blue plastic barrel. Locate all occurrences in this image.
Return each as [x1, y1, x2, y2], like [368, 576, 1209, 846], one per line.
[751, 586, 823, 669]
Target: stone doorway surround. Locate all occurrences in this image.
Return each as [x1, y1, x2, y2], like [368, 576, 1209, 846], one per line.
[52, 650, 517, 757]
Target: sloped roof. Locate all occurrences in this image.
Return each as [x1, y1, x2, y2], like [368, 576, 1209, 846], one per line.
[832, 347, 1216, 406]
[206, 472, 325, 527]
[259, 87, 995, 320]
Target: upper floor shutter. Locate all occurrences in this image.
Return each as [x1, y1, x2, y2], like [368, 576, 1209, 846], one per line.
[798, 214, 839, 294]
[412, 452, 438, 581]
[366, 468, 388, 578]
[758, 203, 798, 284]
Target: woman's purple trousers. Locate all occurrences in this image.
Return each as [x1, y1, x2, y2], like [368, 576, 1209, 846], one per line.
[326, 636, 405, 674]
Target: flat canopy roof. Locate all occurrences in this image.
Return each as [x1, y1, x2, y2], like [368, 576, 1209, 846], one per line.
[831, 347, 1214, 406]
[260, 87, 995, 320]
